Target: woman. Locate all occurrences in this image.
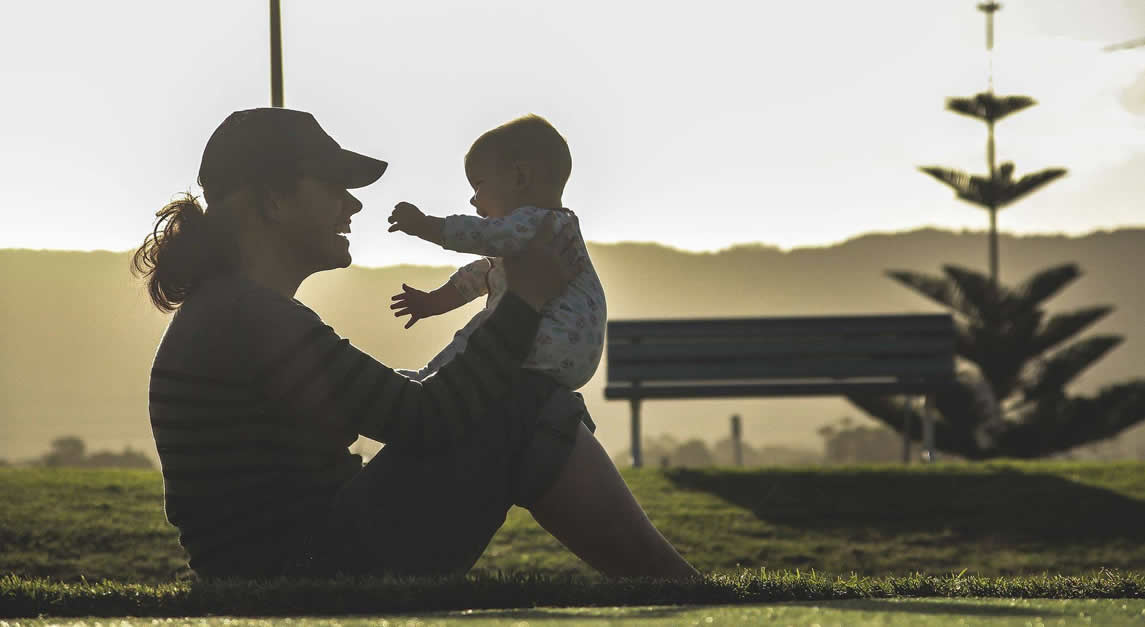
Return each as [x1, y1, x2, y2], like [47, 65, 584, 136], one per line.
[133, 107, 697, 580]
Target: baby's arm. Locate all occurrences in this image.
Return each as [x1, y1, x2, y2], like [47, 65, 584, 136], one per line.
[440, 207, 558, 257]
[389, 259, 491, 329]
[389, 202, 563, 258]
[388, 202, 446, 246]
[448, 257, 492, 303]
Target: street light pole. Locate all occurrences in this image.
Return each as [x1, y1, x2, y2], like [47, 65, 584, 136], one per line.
[270, 0, 283, 107]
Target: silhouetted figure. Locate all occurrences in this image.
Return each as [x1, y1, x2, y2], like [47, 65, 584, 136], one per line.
[132, 108, 696, 581]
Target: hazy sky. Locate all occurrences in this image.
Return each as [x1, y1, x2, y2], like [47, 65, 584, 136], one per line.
[2, 1, 1143, 268]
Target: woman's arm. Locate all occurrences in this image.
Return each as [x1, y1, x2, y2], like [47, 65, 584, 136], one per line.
[240, 288, 538, 449]
[241, 214, 580, 450]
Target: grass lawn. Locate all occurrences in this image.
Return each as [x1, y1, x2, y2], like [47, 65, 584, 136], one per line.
[3, 599, 1145, 626]
[3, 570, 1145, 618]
[4, 462, 1145, 583]
[5, 462, 1145, 619]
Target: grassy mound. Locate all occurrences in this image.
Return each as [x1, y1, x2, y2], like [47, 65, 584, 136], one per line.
[4, 461, 1145, 584]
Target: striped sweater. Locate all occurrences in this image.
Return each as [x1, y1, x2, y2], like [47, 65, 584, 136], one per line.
[148, 274, 539, 577]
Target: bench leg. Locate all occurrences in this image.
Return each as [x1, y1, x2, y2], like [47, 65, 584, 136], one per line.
[901, 399, 911, 464]
[922, 394, 937, 463]
[630, 397, 643, 468]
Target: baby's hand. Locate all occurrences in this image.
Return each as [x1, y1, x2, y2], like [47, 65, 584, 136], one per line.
[388, 202, 428, 236]
[390, 283, 440, 329]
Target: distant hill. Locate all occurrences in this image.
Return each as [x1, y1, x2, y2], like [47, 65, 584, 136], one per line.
[2, 227, 1143, 463]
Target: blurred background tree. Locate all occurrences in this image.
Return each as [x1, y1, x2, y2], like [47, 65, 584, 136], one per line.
[847, 4, 1145, 459]
[847, 263, 1145, 458]
[35, 436, 154, 469]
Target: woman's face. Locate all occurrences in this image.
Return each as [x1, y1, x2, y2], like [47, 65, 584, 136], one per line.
[270, 175, 363, 272]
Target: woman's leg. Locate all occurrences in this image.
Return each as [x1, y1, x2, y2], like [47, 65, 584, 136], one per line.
[308, 374, 564, 577]
[528, 423, 700, 579]
[305, 374, 696, 579]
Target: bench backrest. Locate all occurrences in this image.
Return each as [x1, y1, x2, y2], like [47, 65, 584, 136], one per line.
[605, 314, 956, 399]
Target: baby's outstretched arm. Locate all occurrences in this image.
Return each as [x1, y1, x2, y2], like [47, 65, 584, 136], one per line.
[390, 283, 464, 329]
[441, 207, 564, 257]
[390, 259, 491, 329]
[390, 202, 567, 258]
[388, 202, 446, 246]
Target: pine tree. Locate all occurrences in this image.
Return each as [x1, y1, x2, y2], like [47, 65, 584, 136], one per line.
[847, 3, 1145, 459]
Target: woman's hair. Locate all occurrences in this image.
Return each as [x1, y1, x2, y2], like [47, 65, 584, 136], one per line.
[132, 162, 302, 313]
[131, 193, 239, 314]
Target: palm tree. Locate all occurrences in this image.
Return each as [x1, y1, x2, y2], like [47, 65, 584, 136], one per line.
[846, 263, 1145, 459]
[918, 4, 1068, 289]
[919, 92, 1067, 289]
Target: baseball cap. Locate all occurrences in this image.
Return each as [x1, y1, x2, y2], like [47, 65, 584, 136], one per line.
[198, 108, 387, 198]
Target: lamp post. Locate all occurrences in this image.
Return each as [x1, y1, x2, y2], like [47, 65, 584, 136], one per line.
[270, 0, 283, 107]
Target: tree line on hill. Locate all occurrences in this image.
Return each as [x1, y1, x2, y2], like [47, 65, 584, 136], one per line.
[0, 436, 154, 469]
[610, 415, 1145, 468]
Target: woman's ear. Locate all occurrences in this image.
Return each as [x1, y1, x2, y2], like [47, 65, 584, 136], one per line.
[259, 185, 287, 223]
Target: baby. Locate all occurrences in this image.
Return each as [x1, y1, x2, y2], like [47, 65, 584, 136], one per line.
[387, 114, 607, 392]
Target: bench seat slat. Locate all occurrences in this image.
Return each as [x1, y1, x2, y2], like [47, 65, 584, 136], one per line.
[608, 314, 952, 341]
[608, 357, 953, 382]
[608, 337, 953, 362]
[604, 380, 950, 399]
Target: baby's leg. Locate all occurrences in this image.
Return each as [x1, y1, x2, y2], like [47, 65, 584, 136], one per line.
[528, 423, 699, 579]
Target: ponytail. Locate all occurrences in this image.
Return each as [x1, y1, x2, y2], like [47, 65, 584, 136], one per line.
[131, 193, 236, 313]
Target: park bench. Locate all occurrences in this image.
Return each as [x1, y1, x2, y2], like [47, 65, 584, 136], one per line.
[604, 314, 957, 466]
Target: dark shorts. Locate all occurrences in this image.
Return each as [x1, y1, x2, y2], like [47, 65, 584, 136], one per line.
[287, 371, 594, 577]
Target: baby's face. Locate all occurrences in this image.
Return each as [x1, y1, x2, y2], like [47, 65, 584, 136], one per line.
[465, 156, 517, 219]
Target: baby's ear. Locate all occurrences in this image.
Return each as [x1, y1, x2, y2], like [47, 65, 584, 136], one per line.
[513, 161, 534, 189]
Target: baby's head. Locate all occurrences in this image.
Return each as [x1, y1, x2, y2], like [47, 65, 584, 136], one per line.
[464, 114, 571, 218]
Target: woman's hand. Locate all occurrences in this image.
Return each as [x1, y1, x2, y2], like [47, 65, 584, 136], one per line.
[502, 213, 583, 311]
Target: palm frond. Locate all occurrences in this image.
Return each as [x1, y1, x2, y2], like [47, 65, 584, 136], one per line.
[1001, 380, 1145, 456]
[918, 166, 974, 195]
[1021, 335, 1125, 401]
[976, 339, 1033, 402]
[918, 167, 994, 210]
[945, 93, 1037, 123]
[994, 168, 1068, 208]
[846, 381, 997, 460]
[953, 318, 979, 362]
[1029, 306, 1115, 356]
[884, 270, 976, 318]
[1011, 264, 1080, 311]
[942, 265, 1005, 322]
[1001, 309, 1044, 354]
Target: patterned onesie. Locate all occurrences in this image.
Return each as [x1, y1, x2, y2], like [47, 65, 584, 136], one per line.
[400, 206, 606, 390]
